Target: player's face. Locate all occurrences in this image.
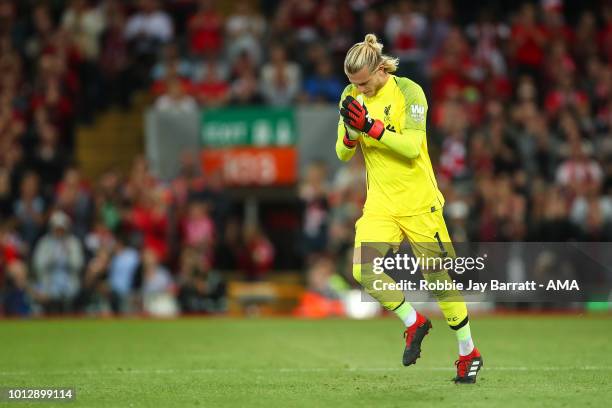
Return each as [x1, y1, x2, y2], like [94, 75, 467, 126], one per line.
[347, 66, 383, 97]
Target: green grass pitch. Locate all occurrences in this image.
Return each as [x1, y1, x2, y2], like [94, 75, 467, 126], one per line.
[1, 316, 611, 407]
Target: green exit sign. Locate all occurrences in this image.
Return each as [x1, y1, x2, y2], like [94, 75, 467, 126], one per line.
[201, 107, 297, 147]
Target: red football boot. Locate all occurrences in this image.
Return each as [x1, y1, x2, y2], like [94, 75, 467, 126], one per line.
[453, 348, 483, 384]
[402, 313, 432, 366]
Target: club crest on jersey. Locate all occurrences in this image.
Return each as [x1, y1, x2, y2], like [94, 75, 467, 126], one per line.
[410, 104, 425, 123]
[384, 105, 395, 131]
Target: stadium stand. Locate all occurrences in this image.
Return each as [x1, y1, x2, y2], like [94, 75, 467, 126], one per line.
[0, 0, 610, 316]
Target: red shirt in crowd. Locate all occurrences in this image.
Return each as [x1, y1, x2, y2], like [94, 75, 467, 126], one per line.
[510, 24, 548, 68]
[429, 54, 476, 101]
[130, 205, 169, 262]
[188, 10, 223, 55]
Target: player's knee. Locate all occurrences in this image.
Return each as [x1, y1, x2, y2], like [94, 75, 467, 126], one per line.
[352, 245, 391, 286]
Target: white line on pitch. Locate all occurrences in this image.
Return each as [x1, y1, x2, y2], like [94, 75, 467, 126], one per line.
[0, 366, 611, 376]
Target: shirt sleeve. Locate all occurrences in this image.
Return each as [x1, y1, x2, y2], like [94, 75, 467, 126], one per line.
[336, 84, 359, 162]
[379, 81, 427, 160]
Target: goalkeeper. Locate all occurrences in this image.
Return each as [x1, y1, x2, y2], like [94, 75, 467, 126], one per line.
[336, 34, 483, 384]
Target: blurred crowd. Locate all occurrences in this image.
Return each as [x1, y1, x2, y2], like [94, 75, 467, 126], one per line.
[293, 0, 612, 297]
[1, 0, 612, 316]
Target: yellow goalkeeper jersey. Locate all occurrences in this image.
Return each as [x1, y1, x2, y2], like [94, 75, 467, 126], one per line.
[336, 75, 444, 216]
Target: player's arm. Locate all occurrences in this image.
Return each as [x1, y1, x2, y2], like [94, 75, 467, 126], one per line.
[340, 85, 427, 160]
[378, 85, 427, 159]
[379, 131, 425, 160]
[377, 128, 425, 160]
[336, 85, 360, 162]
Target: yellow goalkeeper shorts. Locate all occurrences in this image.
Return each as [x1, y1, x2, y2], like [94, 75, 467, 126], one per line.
[354, 208, 455, 259]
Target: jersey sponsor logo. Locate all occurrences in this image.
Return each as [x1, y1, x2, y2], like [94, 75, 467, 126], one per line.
[410, 104, 425, 123]
[386, 124, 396, 132]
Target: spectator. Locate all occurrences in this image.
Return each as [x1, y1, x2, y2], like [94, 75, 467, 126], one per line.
[31, 55, 77, 144]
[28, 123, 68, 197]
[528, 184, 578, 241]
[169, 151, 205, 213]
[421, 0, 453, 62]
[24, 5, 55, 62]
[544, 74, 587, 119]
[599, 4, 612, 64]
[0, 220, 24, 270]
[194, 58, 229, 106]
[286, 0, 319, 43]
[99, 1, 131, 107]
[13, 172, 45, 248]
[239, 223, 275, 281]
[260, 44, 301, 106]
[125, 0, 173, 49]
[299, 162, 329, 261]
[187, 0, 223, 57]
[55, 166, 93, 240]
[84, 219, 115, 257]
[428, 27, 478, 102]
[76, 248, 111, 314]
[268, 2, 294, 49]
[154, 78, 198, 112]
[574, 11, 598, 67]
[151, 59, 194, 98]
[122, 155, 157, 207]
[225, 0, 266, 67]
[181, 200, 215, 253]
[328, 153, 364, 259]
[32, 211, 84, 313]
[465, 8, 509, 78]
[571, 192, 612, 234]
[230, 67, 262, 105]
[141, 248, 178, 317]
[151, 42, 193, 82]
[385, 0, 427, 65]
[3, 260, 32, 316]
[177, 246, 225, 313]
[125, 0, 173, 87]
[303, 59, 343, 103]
[556, 144, 603, 196]
[108, 232, 140, 314]
[62, 0, 105, 62]
[215, 217, 242, 271]
[541, 0, 573, 46]
[361, 8, 385, 43]
[316, 0, 355, 63]
[509, 3, 547, 78]
[61, 0, 106, 121]
[128, 186, 169, 262]
[294, 256, 345, 318]
[0, 167, 12, 218]
[95, 167, 123, 233]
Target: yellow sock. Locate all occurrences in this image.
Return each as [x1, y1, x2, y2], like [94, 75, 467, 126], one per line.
[421, 269, 468, 326]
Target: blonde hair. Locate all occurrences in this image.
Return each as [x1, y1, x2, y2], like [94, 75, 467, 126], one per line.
[344, 33, 399, 75]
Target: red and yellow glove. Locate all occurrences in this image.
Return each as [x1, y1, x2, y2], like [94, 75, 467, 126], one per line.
[342, 124, 361, 148]
[340, 95, 385, 140]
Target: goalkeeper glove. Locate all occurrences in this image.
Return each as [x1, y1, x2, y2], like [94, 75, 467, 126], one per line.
[340, 95, 385, 140]
[342, 124, 361, 148]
